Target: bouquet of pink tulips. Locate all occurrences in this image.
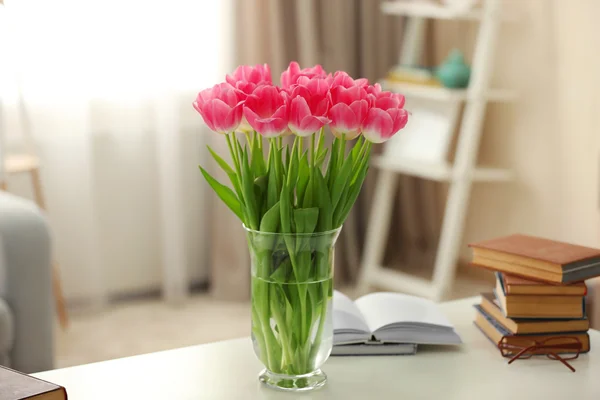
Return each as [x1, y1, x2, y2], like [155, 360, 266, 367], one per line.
[194, 62, 407, 232]
[193, 62, 407, 389]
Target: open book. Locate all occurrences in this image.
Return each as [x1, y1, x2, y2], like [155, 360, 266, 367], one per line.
[333, 291, 462, 349]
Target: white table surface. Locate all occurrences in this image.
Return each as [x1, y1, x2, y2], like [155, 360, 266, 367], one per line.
[34, 296, 600, 399]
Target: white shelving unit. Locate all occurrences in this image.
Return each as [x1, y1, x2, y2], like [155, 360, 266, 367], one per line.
[370, 156, 513, 182]
[381, 0, 484, 20]
[359, 0, 514, 301]
[381, 80, 516, 103]
[380, 0, 517, 21]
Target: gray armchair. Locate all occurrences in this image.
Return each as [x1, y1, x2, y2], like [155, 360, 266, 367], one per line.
[0, 191, 54, 373]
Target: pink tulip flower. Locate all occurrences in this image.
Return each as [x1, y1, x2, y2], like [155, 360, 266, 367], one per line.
[361, 90, 408, 143]
[225, 64, 272, 100]
[226, 64, 272, 87]
[243, 85, 289, 138]
[366, 83, 406, 108]
[193, 82, 244, 134]
[331, 71, 369, 89]
[328, 85, 369, 140]
[281, 61, 328, 89]
[366, 83, 382, 97]
[288, 76, 332, 137]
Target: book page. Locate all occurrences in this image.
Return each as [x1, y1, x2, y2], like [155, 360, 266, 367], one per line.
[355, 292, 453, 332]
[333, 290, 370, 333]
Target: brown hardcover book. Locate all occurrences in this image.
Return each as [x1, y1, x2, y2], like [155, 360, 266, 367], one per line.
[474, 306, 590, 355]
[0, 366, 67, 400]
[501, 273, 587, 296]
[479, 293, 590, 334]
[469, 234, 600, 283]
[494, 278, 584, 319]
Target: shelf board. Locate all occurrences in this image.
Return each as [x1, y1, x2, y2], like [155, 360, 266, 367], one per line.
[369, 268, 438, 299]
[365, 264, 494, 301]
[372, 156, 513, 182]
[381, 1, 482, 20]
[380, 80, 517, 103]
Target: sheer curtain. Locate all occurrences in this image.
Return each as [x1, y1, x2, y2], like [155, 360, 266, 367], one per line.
[0, 0, 232, 306]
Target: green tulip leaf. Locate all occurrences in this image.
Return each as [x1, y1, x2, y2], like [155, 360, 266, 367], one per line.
[267, 152, 279, 210]
[297, 151, 310, 205]
[325, 138, 339, 188]
[315, 148, 329, 169]
[251, 135, 266, 177]
[199, 166, 244, 222]
[334, 165, 369, 227]
[293, 207, 319, 235]
[241, 147, 258, 229]
[260, 201, 280, 233]
[207, 145, 235, 175]
[314, 169, 332, 231]
[330, 154, 354, 210]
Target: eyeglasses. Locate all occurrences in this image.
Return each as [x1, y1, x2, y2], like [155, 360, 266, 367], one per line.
[497, 336, 582, 372]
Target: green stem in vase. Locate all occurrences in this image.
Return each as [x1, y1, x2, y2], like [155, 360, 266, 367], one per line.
[225, 133, 240, 172]
[310, 133, 316, 168]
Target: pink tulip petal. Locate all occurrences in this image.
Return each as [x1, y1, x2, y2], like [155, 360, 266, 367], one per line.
[224, 89, 239, 107]
[243, 107, 261, 132]
[395, 93, 406, 108]
[198, 100, 219, 132]
[254, 117, 288, 138]
[209, 99, 235, 133]
[248, 68, 262, 84]
[226, 64, 272, 86]
[362, 108, 394, 143]
[296, 76, 311, 87]
[366, 83, 382, 97]
[192, 100, 202, 114]
[290, 85, 310, 100]
[242, 85, 288, 136]
[234, 81, 256, 98]
[332, 71, 353, 88]
[198, 89, 214, 105]
[225, 74, 236, 86]
[226, 102, 244, 131]
[246, 86, 281, 118]
[198, 108, 216, 131]
[271, 105, 289, 121]
[307, 77, 330, 97]
[289, 96, 312, 133]
[375, 96, 400, 110]
[312, 95, 330, 116]
[387, 108, 409, 134]
[349, 99, 369, 124]
[223, 110, 237, 131]
[293, 115, 329, 137]
[329, 103, 359, 133]
[281, 61, 301, 88]
[306, 64, 327, 78]
[262, 64, 272, 84]
[314, 115, 331, 125]
[354, 78, 369, 87]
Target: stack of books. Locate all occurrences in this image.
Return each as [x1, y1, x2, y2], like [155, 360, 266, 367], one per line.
[469, 234, 600, 355]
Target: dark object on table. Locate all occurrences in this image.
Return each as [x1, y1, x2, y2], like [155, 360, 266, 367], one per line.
[0, 365, 66, 399]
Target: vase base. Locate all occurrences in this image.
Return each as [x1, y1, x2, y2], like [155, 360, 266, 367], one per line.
[258, 368, 327, 392]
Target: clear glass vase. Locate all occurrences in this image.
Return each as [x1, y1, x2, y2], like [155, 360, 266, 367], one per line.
[245, 226, 341, 392]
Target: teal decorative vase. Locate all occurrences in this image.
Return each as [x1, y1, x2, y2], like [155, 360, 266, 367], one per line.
[436, 49, 471, 89]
